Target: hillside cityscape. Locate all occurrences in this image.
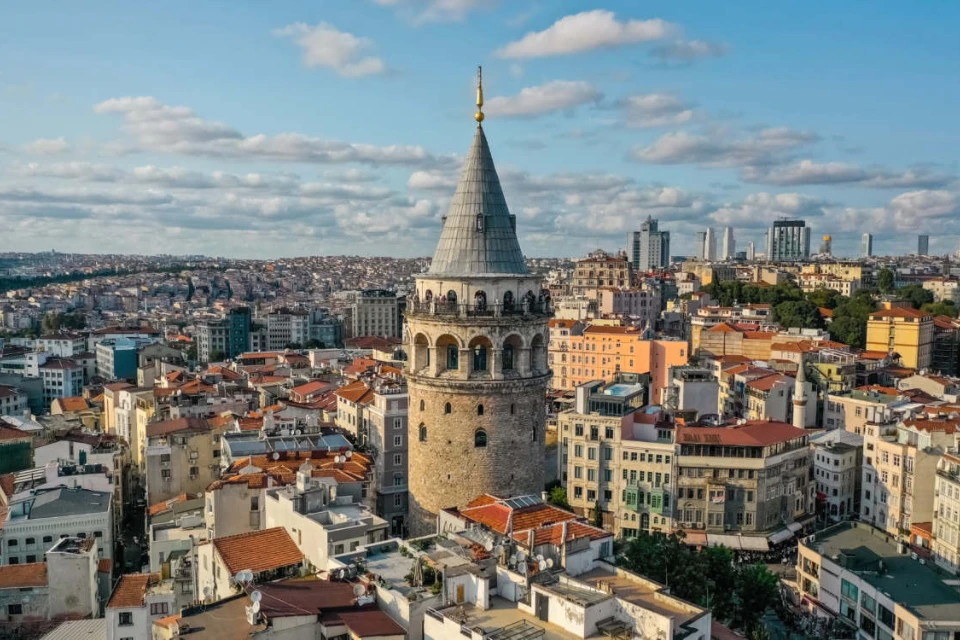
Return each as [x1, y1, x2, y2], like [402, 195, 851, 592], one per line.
[2, 2, 959, 640]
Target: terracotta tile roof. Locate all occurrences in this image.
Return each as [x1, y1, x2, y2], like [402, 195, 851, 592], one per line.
[146, 417, 209, 438]
[55, 396, 90, 412]
[818, 307, 833, 318]
[859, 351, 892, 360]
[901, 417, 960, 434]
[548, 319, 578, 329]
[335, 381, 375, 405]
[466, 493, 501, 508]
[0, 563, 47, 589]
[258, 579, 358, 617]
[512, 520, 611, 547]
[584, 325, 642, 335]
[707, 322, 739, 333]
[148, 492, 193, 516]
[0, 425, 31, 442]
[870, 308, 928, 320]
[336, 610, 406, 637]
[745, 374, 786, 392]
[40, 357, 81, 370]
[677, 421, 809, 446]
[107, 573, 156, 609]
[98, 559, 112, 574]
[153, 614, 181, 629]
[0, 473, 14, 500]
[459, 497, 578, 535]
[291, 381, 330, 398]
[743, 331, 776, 340]
[104, 382, 134, 393]
[213, 527, 303, 576]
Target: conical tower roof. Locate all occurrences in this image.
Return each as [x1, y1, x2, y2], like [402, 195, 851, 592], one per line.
[427, 124, 529, 277]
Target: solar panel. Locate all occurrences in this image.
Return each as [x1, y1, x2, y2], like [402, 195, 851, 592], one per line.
[503, 495, 542, 510]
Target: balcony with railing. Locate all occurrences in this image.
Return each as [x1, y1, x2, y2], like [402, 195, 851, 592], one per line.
[407, 299, 551, 319]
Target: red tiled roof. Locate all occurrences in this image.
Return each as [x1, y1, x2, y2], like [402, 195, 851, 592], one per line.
[677, 421, 808, 446]
[213, 527, 303, 575]
[0, 563, 47, 588]
[335, 381, 375, 405]
[707, 323, 739, 333]
[98, 559, 112, 574]
[336, 610, 406, 637]
[512, 520, 611, 547]
[153, 614, 181, 629]
[0, 473, 14, 500]
[0, 425, 31, 442]
[148, 493, 193, 516]
[54, 396, 90, 412]
[107, 573, 154, 608]
[460, 498, 577, 535]
[104, 382, 134, 393]
[901, 417, 960, 434]
[146, 417, 209, 438]
[870, 308, 928, 320]
[584, 325, 642, 335]
[291, 381, 330, 398]
[745, 374, 786, 392]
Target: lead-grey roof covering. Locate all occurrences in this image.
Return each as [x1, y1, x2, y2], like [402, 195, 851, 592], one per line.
[428, 125, 530, 277]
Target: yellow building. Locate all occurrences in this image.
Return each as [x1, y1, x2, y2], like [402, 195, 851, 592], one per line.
[866, 308, 934, 370]
[800, 261, 864, 283]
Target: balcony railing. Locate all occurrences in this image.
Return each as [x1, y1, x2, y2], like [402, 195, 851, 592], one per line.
[408, 299, 551, 318]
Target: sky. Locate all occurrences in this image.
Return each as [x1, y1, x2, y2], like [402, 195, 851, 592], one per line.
[0, 0, 958, 259]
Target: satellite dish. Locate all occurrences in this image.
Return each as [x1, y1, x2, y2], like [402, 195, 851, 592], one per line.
[250, 591, 263, 603]
[272, 452, 280, 461]
[508, 554, 518, 565]
[546, 558, 554, 568]
[517, 550, 526, 562]
[294, 429, 302, 435]
[345, 450, 352, 459]
[203, 586, 212, 597]
[535, 554, 544, 563]
[538, 560, 547, 571]
[251, 601, 261, 614]
[353, 584, 366, 596]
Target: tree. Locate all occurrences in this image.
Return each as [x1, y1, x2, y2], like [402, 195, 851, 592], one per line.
[773, 300, 825, 329]
[877, 268, 895, 293]
[702, 545, 737, 621]
[592, 501, 604, 528]
[304, 339, 326, 349]
[734, 564, 779, 631]
[806, 287, 843, 310]
[547, 486, 571, 510]
[922, 300, 958, 318]
[898, 284, 934, 309]
[209, 349, 227, 362]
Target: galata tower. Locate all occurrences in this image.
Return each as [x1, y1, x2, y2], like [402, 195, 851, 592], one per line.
[404, 68, 551, 535]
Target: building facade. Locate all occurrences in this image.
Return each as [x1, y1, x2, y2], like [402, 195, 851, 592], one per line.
[352, 290, 399, 339]
[629, 216, 670, 271]
[768, 219, 810, 261]
[403, 93, 551, 535]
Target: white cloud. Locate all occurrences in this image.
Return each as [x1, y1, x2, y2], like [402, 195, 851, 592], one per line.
[22, 137, 70, 155]
[484, 81, 601, 118]
[273, 23, 386, 77]
[651, 40, 728, 62]
[496, 10, 677, 59]
[631, 128, 818, 167]
[94, 96, 440, 166]
[620, 93, 694, 128]
[711, 192, 827, 228]
[13, 161, 122, 181]
[371, 0, 490, 23]
[742, 159, 953, 189]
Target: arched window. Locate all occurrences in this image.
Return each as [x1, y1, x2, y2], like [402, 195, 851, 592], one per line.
[447, 290, 458, 304]
[477, 404, 484, 416]
[510, 404, 515, 415]
[419, 399, 425, 411]
[446, 345, 459, 371]
[419, 424, 427, 442]
[474, 429, 487, 448]
[503, 290, 514, 311]
[473, 345, 488, 372]
[503, 344, 514, 370]
[424, 289, 433, 302]
[532, 424, 537, 441]
[640, 513, 650, 530]
[474, 290, 487, 311]
[444, 402, 452, 415]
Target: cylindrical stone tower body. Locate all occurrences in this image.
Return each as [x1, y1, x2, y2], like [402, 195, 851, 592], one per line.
[404, 120, 551, 536]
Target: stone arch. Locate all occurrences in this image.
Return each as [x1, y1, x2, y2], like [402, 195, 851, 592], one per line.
[468, 335, 493, 374]
[503, 290, 515, 311]
[419, 399, 425, 411]
[474, 428, 487, 448]
[413, 333, 430, 371]
[444, 402, 452, 414]
[501, 333, 523, 372]
[435, 334, 462, 373]
[419, 423, 427, 441]
[446, 290, 458, 304]
[474, 290, 487, 311]
[477, 404, 484, 416]
[424, 289, 433, 302]
[531, 333, 547, 374]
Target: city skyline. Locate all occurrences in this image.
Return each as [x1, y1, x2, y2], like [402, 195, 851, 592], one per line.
[1, 1, 958, 258]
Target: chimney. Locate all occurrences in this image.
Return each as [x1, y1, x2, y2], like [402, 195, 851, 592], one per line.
[527, 528, 535, 551]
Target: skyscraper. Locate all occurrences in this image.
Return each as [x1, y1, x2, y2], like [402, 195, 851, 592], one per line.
[704, 227, 717, 261]
[768, 219, 810, 261]
[819, 235, 832, 256]
[694, 231, 707, 260]
[403, 70, 549, 535]
[722, 227, 735, 260]
[919, 234, 930, 256]
[628, 216, 671, 271]
[862, 233, 873, 258]
[746, 241, 756, 261]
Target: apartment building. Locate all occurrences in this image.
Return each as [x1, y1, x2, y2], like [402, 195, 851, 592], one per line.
[675, 421, 813, 540]
[352, 289, 399, 339]
[669, 366, 719, 419]
[860, 417, 956, 539]
[866, 308, 934, 370]
[571, 250, 632, 302]
[824, 387, 911, 433]
[597, 287, 660, 326]
[264, 307, 309, 350]
[39, 358, 83, 408]
[143, 416, 226, 506]
[364, 380, 408, 536]
[811, 429, 863, 522]
[797, 521, 960, 640]
[559, 377, 677, 536]
[547, 325, 688, 402]
[690, 304, 772, 353]
[0, 385, 28, 417]
[932, 451, 960, 573]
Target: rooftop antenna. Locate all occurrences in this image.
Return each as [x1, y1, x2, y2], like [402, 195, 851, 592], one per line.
[475, 66, 484, 124]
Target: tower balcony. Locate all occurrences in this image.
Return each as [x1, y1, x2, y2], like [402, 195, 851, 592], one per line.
[406, 299, 551, 319]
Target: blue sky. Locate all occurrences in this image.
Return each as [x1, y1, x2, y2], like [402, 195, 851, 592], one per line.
[1, 0, 957, 258]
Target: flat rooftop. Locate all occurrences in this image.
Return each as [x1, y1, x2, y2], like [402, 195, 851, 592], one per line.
[576, 567, 702, 626]
[176, 595, 263, 639]
[807, 522, 960, 622]
[437, 597, 580, 640]
[603, 384, 643, 397]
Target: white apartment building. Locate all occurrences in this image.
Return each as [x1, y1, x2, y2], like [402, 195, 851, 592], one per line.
[811, 429, 862, 522]
[0, 385, 28, 417]
[352, 289, 399, 339]
[38, 358, 83, 408]
[933, 451, 960, 573]
[264, 308, 309, 350]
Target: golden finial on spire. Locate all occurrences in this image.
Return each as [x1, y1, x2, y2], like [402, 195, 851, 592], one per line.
[475, 65, 485, 123]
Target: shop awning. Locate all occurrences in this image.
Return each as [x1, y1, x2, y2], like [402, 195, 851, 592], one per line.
[738, 536, 770, 552]
[682, 531, 708, 547]
[706, 534, 769, 552]
[768, 528, 794, 545]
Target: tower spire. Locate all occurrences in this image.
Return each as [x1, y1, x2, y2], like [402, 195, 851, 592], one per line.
[475, 65, 484, 124]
